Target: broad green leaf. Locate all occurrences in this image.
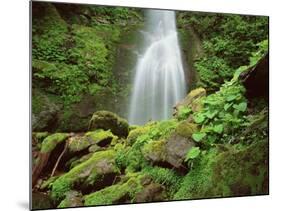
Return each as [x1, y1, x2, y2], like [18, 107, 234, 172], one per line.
[192, 132, 206, 142]
[213, 124, 224, 134]
[193, 114, 205, 124]
[233, 102, 247, 112]
[226, 95, 237, 102]
[185, 147, 201, 162]
[205, 110, 218, 119]
[224, 103, 232, 111]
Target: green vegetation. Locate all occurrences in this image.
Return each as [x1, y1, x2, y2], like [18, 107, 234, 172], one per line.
[178, 12, 268, 91]
[51, 150, 119, 201]
[32, 3, 269, 210]
[41, 133, 69, 153]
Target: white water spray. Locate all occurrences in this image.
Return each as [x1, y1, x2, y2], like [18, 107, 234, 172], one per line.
[129, 10, 187, 125]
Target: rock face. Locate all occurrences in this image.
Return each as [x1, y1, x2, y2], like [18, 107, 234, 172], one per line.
[88, 111, 129, 137]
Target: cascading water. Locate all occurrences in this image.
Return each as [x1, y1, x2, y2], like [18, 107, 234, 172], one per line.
[128, 10, 187, 125]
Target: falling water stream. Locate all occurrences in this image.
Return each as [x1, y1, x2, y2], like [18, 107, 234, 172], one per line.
[129, 10, 187, 125]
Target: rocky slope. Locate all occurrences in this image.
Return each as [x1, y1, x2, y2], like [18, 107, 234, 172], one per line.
[32, 54, 269, 209]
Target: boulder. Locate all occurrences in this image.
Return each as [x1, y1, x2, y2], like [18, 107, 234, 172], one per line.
[58, 191, 83, 208]
[165, 133, 195, 168]
[51, 150, 120, 201]
[135, 183, 166, 202]
[88, 111, 129, 137]
[83, 173, 165, 206]
[142, 132, 195, 169]
[142, 140, 166, 163]
[68, 129, 117, 153]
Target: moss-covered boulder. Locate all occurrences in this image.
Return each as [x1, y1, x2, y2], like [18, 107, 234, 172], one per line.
[174, 140, 269, 200]
[89, 110, 129, 137]
[142, 140, 167, 163]
[84, 173, 166, 205]
[41, 133, 69, 153]
[175, 121, 198, 138]
[51, 150, 120, 201]
[68, 129, 117, 153]
[142, 132, 195, 169]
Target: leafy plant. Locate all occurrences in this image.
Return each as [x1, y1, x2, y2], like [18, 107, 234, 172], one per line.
[185, 147, 201, 162]
[192, 132, 206, 142]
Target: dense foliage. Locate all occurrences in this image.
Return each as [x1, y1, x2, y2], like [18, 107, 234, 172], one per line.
[178, 12, 268, 91]
[32, 3, 143, 131]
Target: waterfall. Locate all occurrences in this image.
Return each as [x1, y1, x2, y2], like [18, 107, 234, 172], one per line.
[129, 10, 187, 125]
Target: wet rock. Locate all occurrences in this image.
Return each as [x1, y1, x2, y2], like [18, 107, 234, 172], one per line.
[89, 110, 129, 137]
[165, 133, 195, 168]
[135, 183, 167, 202]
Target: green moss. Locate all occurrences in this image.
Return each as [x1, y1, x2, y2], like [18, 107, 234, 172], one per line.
[142, 166, 182, 196]
[32, 3, 68, 62]
[40, 176, 59, 190]
[33, 132, 49, 143]
[89, 110, 129, 137]
[142, 139, 166, 162]
[51, 150, 119, 201]
[41, 133, 69, 153]
[175, 121, 198, 138]
[68, 136, 91, 153]
[127, 125, 151, 145]
[174, 140, 268, 200]
[68, 129, 117, 153]
[84, 173, 146, 206]
[85, 129, 117, 144]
